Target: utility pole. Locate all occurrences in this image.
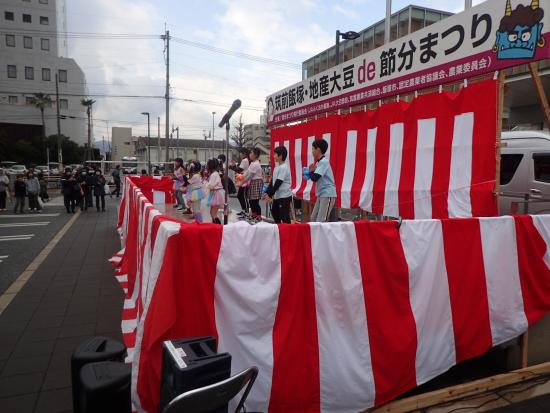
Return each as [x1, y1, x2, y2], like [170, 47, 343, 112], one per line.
[55, 74, 62, 166]
[169, 124, 180, 158]
[157, 116, 161, 167]
[162, 29, 170, 165]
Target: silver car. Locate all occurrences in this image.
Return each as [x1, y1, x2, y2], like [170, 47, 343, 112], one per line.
[500, 131, 550, 215]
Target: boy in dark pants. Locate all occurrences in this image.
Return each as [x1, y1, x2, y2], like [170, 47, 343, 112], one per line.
[13, 175, 27, 213]
[263, 145, 292, 223]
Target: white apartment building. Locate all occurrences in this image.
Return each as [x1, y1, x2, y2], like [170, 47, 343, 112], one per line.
[0, 0, 87, 145]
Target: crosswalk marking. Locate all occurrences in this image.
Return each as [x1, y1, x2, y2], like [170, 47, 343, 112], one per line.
[0, 234, 35, 242]
[0, 255, 7, 263]
[0, 214, 60, 218]
[0, 222, 50, 228]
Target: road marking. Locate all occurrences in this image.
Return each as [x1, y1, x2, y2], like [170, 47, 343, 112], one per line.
[0, 255, 7, 263]
[0, 211, 80, 314]
[0, 234, 35, 242]
[0, 213, 60, 218]
[0, 222, 50, 228]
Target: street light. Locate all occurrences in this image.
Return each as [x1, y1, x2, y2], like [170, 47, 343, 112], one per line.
[141, 112, 151, 172]
[335, 30, 360, 65]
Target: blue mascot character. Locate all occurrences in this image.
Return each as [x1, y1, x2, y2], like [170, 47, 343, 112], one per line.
[494, 0, 545, 60]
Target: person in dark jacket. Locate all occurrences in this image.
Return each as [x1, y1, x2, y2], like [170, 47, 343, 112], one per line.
[110, 165, 121, 197]
[61, 169, 77, 213]
[83, 168, 95, 210]
[94, 170, 107, 212]
[13, 175, 27, 213]
[38, 174, 49, 203]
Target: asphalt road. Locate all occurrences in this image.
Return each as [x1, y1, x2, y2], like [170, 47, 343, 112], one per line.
[0, 196, 76, 295]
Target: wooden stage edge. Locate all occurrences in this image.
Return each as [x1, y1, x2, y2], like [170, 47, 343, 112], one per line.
[367, 361, 550, 413]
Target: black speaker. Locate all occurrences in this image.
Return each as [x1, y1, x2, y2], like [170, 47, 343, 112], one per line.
[159, 336, 232, 412]
[71, 337, 126, 413]
[79, 361, 131, 413]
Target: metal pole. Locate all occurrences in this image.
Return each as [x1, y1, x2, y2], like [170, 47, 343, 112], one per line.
[464, 0, 472, 9]
[55, 74, 62, 166]
[224, 122, 230, 225]
[385, 0, 391, 44]
[335, 30, 340, 65]
[157, 116, 161, 167]
[164, 30, 170, 164]
[87, 105, 92, 161]
[211, 111, 216, 160]
[176, 126, 179, 157]
[147, 114, 151, 172]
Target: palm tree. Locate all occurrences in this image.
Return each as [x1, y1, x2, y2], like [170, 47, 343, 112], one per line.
[81, 98, 96, 161]
[30, 93, 52, 162]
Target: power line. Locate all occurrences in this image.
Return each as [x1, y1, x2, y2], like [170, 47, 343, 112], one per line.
[170, 36, 300, 69]
[0, 29, 301, 69]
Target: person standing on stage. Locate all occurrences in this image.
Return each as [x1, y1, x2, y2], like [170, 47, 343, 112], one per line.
[230, 147, 250, 217]
[263, 145, 292, 224]
[241, 148, 264, 221]
[308, 139, 336, 222]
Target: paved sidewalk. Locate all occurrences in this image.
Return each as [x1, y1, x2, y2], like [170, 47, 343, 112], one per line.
[0, 199, 123, 413]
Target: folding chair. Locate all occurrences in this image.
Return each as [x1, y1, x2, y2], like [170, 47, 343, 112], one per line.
[162, 366, 259, 413]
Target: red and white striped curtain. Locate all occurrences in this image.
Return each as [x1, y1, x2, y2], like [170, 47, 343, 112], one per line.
[113, 177, 550, 413]
[271, 79, 498, 219]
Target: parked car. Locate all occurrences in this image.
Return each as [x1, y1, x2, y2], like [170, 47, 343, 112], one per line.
[68, 164, 83, 171]
[500, 130, 550, 215]
[48, 162, 61, 175]
[0, 161, 16, 170]
[8, 164, 27, 175]
[35, 165, 50, 175]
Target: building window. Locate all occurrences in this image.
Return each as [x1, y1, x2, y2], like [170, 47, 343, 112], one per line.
[42, 68, 51, 81]
[59, 99, 68, 109]
[26, 96, 33, 105]
[8, 96, 18, 104]
[7, 65, 16, 78]
[4, 11, 14, 21]
[23, 14, 31, 23]
[5, 34, 15, 47]
[25, 66, 34, 80]
[58, 69, 67, 82]
[41, 38, 49, 50]
[39, 0, 49, 3]
[40, 16, 48, 25]
[24, 36, 32, 49]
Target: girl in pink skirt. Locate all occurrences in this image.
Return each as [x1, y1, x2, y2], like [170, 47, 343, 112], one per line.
[206, 158, 225, 224]
[186, 161, 205, 222]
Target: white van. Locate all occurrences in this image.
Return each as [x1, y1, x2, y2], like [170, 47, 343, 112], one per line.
[501, 131, 550, 215]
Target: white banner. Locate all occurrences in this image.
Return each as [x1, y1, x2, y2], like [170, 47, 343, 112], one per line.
[266, 0, 550, 125]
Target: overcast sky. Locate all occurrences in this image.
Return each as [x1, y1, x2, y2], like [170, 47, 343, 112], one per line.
[65, 0, 485, 142]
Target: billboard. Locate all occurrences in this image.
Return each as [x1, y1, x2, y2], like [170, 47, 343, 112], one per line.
[266, 0, 550, 126]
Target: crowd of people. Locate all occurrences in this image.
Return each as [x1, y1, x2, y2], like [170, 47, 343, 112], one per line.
[60, 166, 111, 214]
[169, 138, 336, 224]
[0, 164, 118, 214]
[0, 168, 50, 213]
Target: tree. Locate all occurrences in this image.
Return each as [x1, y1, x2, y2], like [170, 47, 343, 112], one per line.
[30, 93, 52, 162]
[230, 115, 254, 149]
[80, 98, 96, 161]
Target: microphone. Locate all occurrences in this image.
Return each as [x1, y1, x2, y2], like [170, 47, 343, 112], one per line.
[218, 99, 241, 128]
